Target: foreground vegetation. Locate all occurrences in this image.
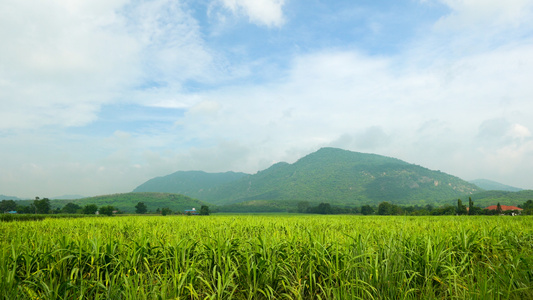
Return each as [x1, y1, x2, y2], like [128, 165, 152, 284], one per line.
[1, 215, 532, 299]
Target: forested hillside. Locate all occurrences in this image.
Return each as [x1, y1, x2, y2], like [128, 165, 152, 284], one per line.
[134, 171, 249, 195]
[134, 148, 482, 206]
[13, 193, 209, 214]
[466, 190, 533, 207]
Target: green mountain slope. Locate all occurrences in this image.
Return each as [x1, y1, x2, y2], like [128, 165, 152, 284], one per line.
[133, 171, 249, 195]
[137, 148, 481, 206]
[466, 190, 533, 207]
[45, 192, 209, 213]
[468, 179, 523, 192]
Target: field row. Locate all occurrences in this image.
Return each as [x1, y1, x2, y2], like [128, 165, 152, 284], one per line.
[1, 215, 532, 299]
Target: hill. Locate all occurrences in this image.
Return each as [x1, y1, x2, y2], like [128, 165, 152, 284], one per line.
[19, 193, 210, 213]
[133, 171, 249, 195]
[135, 148, 481, 207]
[1, 195, 22, 201]
[466, 190, 533, 207]
[52, 194, 86, 200]
[468, 179, 523, 192]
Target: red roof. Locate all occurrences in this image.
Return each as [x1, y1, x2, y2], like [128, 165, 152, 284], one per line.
[485, 205, 523, 211]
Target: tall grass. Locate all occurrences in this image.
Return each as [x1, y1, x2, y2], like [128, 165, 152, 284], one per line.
[1, 215, 532, 299]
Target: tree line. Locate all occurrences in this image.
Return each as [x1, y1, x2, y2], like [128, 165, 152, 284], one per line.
[0, 198, 117, 216]
[297, 198, 533, 215]
[1, 198, 210, 216]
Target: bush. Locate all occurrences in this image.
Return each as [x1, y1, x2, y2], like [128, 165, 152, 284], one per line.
[99, 205, 115, 216]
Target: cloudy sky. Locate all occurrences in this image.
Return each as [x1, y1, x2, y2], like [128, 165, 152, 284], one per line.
[1, 0, 533, 198]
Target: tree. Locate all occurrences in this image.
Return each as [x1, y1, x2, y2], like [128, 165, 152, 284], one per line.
[99, 205, 115, 216]
[522, 200, 533, 215]
[199, 205, 210, 215]
[62, 203, 81, 214]
[161, 207, 172, 216]
[378, 202, 393, 215]
[433, 205, 456, 215]
[317, 203, 332, 214]
[34, 198, 51, 214]
[135, 202, 147, 214]
[82, 204, 98, 215]
[468, 197, 475, 215]
[457, 199, 467, 215]
[496, 202, 502, 215]
[16, 204, 32, 214]
[0, 200, 17, 212]
[522, 200, 533, 209]
[297, 201, 310, 213]
[361, 205, 374, 215]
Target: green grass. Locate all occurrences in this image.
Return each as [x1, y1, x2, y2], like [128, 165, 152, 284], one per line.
[1, 215, 532, 299]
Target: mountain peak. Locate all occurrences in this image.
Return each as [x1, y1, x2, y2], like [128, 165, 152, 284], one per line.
[133, 147, 481, 206]
[297, 147, 407, 166]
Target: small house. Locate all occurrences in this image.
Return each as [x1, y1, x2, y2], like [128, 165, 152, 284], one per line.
[485, 205, 523, 215]
[184, 208, 199, 215]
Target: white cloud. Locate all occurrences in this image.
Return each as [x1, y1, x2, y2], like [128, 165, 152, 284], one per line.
[509, 124, 531, 139]
[328, 127, 392, 151]
[435, 0, 533, 29]
[125, 0, 215, 84]
[0, 0, 139, 129]
[167, 32, 533, 186]
[0, 0, 218, 130]
[2, 0, 533, 197]
[218, 0, 286, 27]
[189, 101, 222, 115]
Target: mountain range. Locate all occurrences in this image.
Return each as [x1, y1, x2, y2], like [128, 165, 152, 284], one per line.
[0, 195, 21, 201]
[6, 148, 528, 212]
[134, 171, 248, 195]
[467, 190, 533, 207]
[468, 179, 522, 192]
[134, 147, 483, 207]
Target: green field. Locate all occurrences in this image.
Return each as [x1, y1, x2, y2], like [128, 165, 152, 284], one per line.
[1, 215, 532, 299]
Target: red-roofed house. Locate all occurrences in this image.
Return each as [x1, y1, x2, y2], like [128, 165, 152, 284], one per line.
[485, 205, 523, 215]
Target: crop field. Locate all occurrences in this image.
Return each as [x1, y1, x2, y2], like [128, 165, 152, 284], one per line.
[1, 215, 532, 299]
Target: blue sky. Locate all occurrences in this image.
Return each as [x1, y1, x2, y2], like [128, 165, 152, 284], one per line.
[1, 0, 533, 198]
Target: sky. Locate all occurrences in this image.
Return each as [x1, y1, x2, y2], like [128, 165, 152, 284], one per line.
[1, 0, 533, 198]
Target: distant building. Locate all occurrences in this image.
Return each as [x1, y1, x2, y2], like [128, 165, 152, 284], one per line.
[7, 211, 17, 214]
[184, 208, 199, 215]
[485, 205, 523, 215]
[485, 205, 522, 211]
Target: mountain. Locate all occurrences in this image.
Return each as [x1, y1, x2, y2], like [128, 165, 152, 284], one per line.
[134, 148, 481, 207]
[0, 195, 21, 201]
[52, 194, 86, 200]
[469, 179, 523, 192]
[468, 190, 533, 207]
[133, 171, 249, 194]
